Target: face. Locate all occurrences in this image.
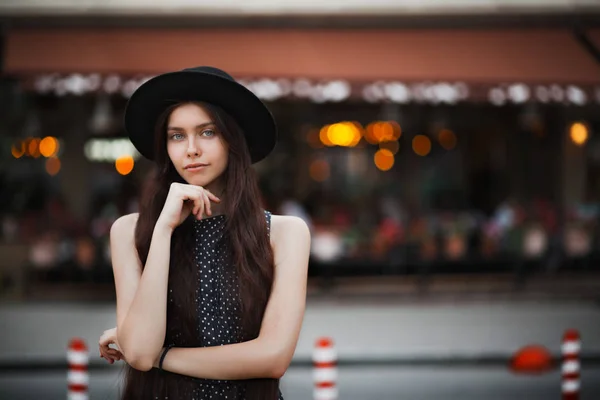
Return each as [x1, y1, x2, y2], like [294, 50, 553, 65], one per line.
[166, 103, 229, 192]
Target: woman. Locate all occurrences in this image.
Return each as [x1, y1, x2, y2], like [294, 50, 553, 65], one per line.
[98, 66, 310, 400]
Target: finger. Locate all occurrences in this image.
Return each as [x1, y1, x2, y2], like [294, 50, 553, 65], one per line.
[182, 189, 202, 216]
[99, 348, 113, 362]
[106, 352, 123, 362]
[204, 190, 221, 203]
[196, 196, 204, 219]
[203, 191, 212, 216]
[99, 343, 114, 354]
[187, 188, 204, 219]
[101, 350, 120, 363]
[100, 329, 117, 342]
[99, 340, 114, 350]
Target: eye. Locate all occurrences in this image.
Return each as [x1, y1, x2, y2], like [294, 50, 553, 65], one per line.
[201, 129, 216, 137]
[169, 133, 185, 140]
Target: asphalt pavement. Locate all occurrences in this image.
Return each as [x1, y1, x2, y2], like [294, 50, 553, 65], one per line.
[1, 365, 600, 400]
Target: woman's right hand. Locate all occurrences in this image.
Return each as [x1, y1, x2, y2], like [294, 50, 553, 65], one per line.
[157, 182, 221, 230]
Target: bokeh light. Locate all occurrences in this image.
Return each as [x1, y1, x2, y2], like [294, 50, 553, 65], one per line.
[347, 122, 364, 147]
[570, 122, 589, 146]
[28, 138, 41, 158]
[11, 141, 26, 158]
[374, 149, 395, 171]
[45, 157, 61, 176]
[320, 122, 362, 147]
[366, 121, 401, 144]
[309, 159, 330, 181]
[328, 123, 355, 147]
[438, 129, 457, 150]
[319, 125, 334, 147]
[412, 135, 432, 156]
[39, 136, 60, 158]
[115, 155, 135, 175]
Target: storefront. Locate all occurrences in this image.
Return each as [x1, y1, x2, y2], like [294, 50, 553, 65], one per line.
[2, 23, 600, 294]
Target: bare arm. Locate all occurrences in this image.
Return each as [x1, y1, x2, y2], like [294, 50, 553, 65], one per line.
[110, 214, 173, 371]
[156, 215, 310, 379]
[111, 183, 220, 371]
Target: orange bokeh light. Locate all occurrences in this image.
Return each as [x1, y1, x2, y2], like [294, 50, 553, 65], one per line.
[28, 138, 41, 158]
[319, 125, 334, 147]
[374, 149, 395, 171]
[115, 155, 135, 175]
[570, 122, 588, 146]
[39, 136, 59, 157]
[11, 141, 26, 158]
[438, 129, 457, 150]
[412, 135, 432, 156]
[366, 121, 401, 144]
[45, 157, 61, 176]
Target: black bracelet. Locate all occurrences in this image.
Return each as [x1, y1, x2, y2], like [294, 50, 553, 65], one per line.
[159, 344, 174, 371]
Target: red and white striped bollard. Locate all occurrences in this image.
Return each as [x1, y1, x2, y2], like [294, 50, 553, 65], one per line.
[313, 337, 338, 400]
[67, 338, 89, 400]
[562, 329, 581, 400]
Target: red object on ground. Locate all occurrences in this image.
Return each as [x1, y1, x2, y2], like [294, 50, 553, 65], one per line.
[510, 345, 554, 374]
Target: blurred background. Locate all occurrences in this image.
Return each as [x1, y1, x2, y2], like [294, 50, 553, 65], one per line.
[1, 0, 600, 399]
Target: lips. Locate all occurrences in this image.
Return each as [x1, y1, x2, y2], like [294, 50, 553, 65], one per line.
[185, 163, 208, 170]
[184, 163, 209, 173]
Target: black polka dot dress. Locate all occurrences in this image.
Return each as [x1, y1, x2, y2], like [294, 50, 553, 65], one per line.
[178, 210, 284, 400]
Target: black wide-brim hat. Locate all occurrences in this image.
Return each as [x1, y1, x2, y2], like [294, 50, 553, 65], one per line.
[124, 66, 277, 164]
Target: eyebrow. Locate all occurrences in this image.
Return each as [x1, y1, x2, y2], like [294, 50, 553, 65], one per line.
[167, 122, 215, 131]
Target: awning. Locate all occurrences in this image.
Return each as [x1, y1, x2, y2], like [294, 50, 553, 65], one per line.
[1, 0, 599, 16]
[5, 28, 600, 84]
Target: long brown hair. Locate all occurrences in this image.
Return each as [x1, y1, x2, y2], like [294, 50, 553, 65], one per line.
[119, 101, 278, 399]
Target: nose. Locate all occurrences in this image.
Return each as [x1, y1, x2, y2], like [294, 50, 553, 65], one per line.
[186, 136, 200, 157]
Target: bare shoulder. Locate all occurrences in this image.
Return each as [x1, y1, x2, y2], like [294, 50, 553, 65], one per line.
[110, 213, 139, 243]
[270, 214, 311, 248]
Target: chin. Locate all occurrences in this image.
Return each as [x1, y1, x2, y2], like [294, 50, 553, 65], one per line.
[187, 177, 213, 187]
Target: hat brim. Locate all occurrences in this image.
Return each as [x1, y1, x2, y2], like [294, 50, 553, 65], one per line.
[124, 70, 277, 164]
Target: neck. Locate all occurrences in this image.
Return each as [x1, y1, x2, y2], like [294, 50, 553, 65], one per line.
[203, 180, 226, 216]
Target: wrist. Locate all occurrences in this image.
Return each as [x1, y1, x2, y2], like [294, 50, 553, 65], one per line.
[154, 220, 174, 236]
[153, 347, 165, 369]
[156, 345, 175, 370]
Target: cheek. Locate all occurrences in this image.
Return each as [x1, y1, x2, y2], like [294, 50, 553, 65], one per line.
[213, 141, 229, 167]
[166, 143, 184, 167]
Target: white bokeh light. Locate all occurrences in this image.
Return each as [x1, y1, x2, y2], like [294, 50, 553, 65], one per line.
[566, 85, 587, 106]
[508, 84, 530, 104]
[385, 82, 411, 103]
[489, 87, 506, 106]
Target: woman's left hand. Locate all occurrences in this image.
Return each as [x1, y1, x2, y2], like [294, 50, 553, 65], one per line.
[99, 327, 125, 364]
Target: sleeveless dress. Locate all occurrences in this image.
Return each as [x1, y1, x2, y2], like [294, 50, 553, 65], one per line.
[166, 210, 284, 400]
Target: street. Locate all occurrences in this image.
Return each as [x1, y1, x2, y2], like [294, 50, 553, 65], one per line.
[1, 365, 599, 400]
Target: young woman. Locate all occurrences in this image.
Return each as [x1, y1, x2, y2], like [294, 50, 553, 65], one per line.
[97, 66, 310, 399]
